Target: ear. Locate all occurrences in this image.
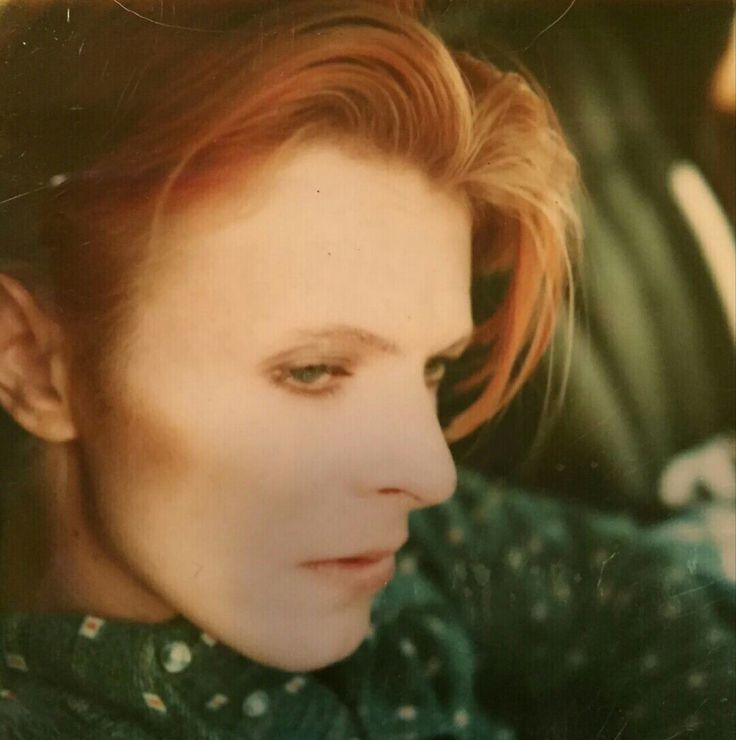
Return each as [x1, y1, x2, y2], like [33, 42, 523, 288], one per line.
[0, 274, 77, 442]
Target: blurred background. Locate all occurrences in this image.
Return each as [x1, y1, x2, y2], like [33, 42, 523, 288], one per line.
[433, 0, 735, 521]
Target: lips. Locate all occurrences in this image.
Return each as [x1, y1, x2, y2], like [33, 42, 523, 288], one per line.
[303, 550, 395, 568]
[302, 549, 399, 592]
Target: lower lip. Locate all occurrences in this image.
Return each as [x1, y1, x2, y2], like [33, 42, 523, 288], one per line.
[303, 555, 396, 592]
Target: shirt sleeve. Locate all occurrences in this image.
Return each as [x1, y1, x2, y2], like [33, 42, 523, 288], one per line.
[409, 467, 736, 739]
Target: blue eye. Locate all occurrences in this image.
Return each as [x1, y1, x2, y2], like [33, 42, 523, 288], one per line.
[289, 364, 333, 385]
[276, 363, 350, 396]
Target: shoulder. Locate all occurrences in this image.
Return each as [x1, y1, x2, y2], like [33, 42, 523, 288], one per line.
[0, 678, 156, 740]
[411, 466, 730, 597]
[410, 466, 584, 558]
[0, 688, 61, 739]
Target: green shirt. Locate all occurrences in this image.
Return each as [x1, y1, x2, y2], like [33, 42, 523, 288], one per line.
[1, 468, 734, 738]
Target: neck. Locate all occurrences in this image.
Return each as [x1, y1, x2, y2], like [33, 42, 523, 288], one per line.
[0, 442, 175, 622]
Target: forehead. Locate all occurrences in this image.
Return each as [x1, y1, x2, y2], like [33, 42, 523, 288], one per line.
[145, 143, 473, 351]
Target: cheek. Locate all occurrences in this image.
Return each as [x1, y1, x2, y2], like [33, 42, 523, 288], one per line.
[76, 391, 198, 499]
[74, 371, 319, 528]
[74, 409, 211, 576]
[72, 333, 365, 561]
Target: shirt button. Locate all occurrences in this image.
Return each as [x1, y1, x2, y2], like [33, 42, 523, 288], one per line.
[160, 641, 192, 673]
[242, 690, 270, 718]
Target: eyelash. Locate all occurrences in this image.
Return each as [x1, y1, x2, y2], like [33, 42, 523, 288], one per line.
[273, 357, 452, 397]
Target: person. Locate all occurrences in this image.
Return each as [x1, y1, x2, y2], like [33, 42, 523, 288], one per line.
[0, 1, 732, 737]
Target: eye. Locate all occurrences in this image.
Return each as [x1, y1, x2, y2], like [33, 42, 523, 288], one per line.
[424, 357, 449, 388]
[275, 363, 350, 396]
[289, 364, 335, 385]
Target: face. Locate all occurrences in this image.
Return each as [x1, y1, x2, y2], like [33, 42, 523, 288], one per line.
[71, 142, 474, 670]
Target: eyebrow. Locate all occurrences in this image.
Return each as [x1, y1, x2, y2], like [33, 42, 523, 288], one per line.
[284, 325, 474, 357]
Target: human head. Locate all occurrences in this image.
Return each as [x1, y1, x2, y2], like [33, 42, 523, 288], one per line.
[0, 0, 578, 439]
[0, 0, 579, 669]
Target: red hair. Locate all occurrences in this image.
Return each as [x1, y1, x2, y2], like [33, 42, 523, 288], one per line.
[0, 0, 579, 438]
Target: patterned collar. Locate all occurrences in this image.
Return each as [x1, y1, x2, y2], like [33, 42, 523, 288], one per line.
[1, 571, 498, 738]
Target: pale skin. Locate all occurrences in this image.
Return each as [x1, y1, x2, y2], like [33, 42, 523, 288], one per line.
[0, 143, 474, 671]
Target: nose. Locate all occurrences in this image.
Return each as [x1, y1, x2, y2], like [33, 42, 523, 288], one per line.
[355, 379, 458, 510]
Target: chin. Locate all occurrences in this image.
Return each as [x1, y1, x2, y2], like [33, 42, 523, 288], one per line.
[238, 606, 373, 672]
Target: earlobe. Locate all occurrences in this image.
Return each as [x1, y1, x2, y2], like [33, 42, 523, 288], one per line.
[0, 274, 77, 442]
